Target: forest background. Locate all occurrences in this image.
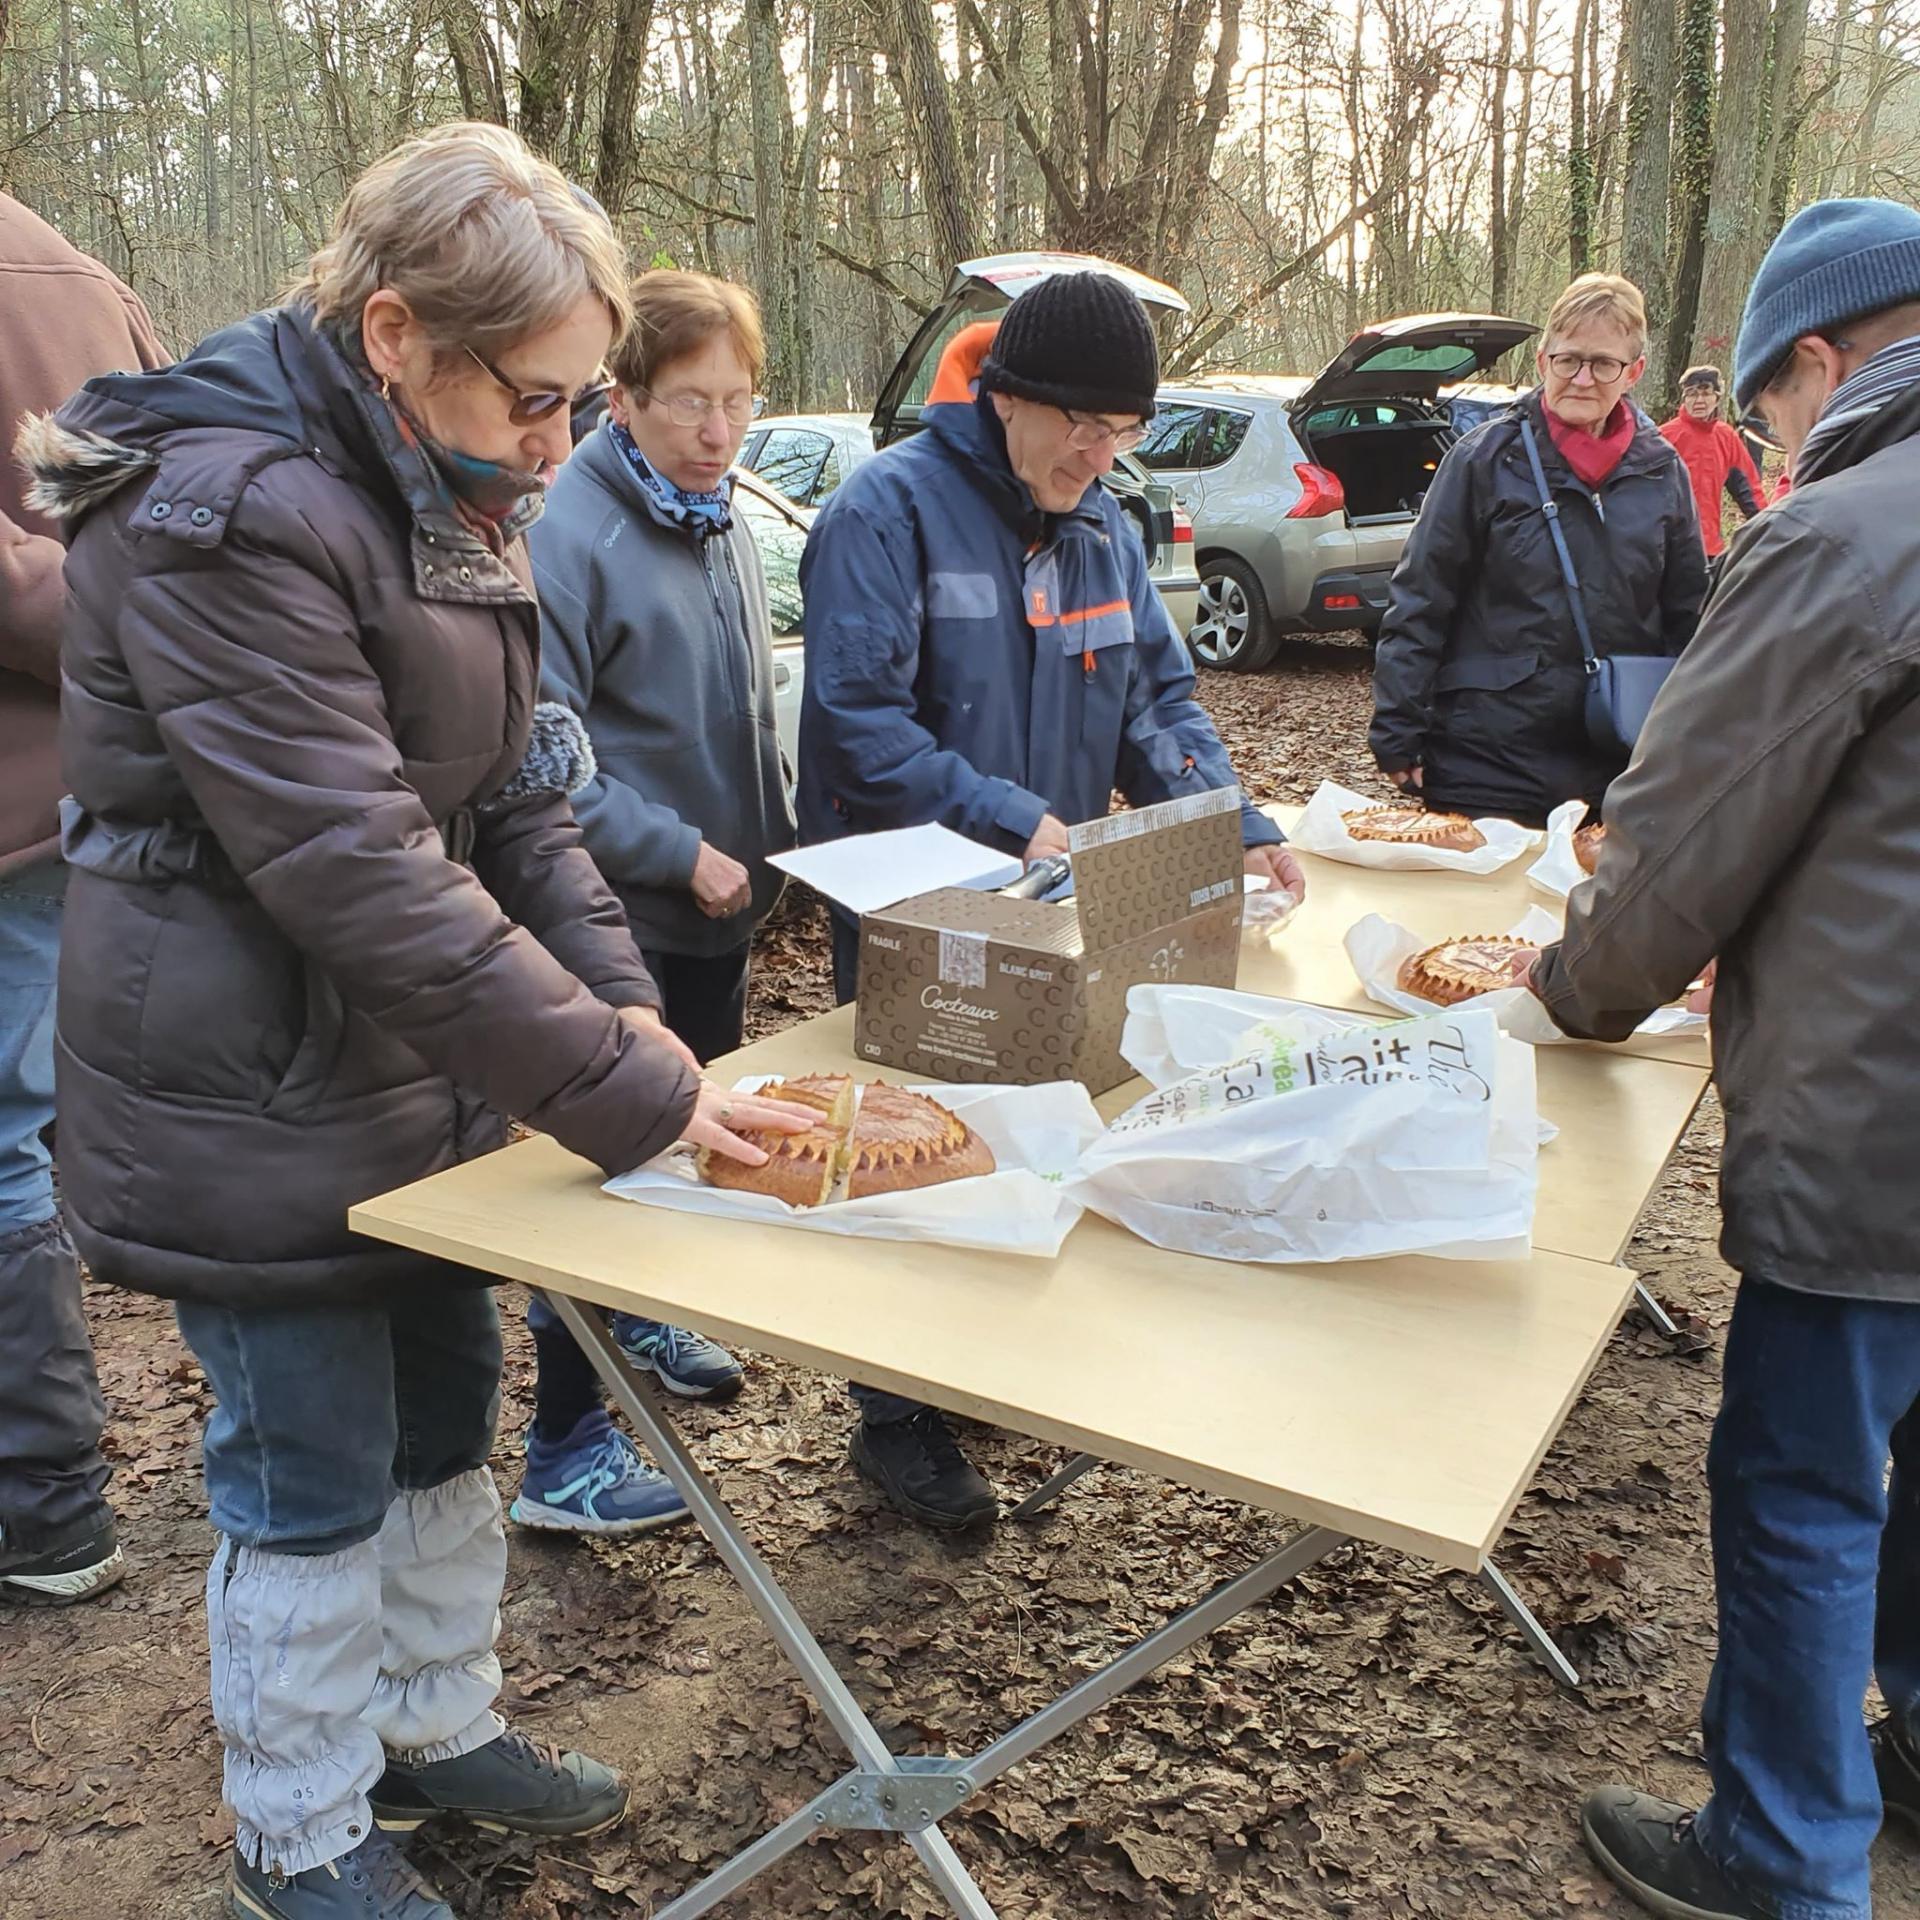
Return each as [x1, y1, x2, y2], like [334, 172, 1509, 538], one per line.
[2, 0, 1918, 416]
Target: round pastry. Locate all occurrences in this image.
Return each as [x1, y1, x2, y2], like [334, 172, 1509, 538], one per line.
[845, 1083, 996, 1199]
[1572, 822, 1607, 875]
[1342, 805, 1486, 854]
[1397, 935, 1535, 1007]
[697, 1073, 854, 1207]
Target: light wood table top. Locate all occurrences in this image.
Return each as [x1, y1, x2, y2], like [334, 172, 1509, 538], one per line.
[353, 1120, 1632, 1573]
[727, 1002, 1707, 1271]
[1257, 806, 1711, 1070]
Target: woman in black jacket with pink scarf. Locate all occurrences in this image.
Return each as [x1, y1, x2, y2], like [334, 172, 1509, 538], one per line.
[1370, 274, 1707, 826]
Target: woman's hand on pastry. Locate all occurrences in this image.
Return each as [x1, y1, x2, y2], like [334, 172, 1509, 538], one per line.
[686, 1083, 821, 1164]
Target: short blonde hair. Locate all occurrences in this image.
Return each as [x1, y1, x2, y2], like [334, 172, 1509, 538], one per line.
[611, 271, 766, 392]
[1544, 273, 1649, 359]
[297, 121, 632, 359]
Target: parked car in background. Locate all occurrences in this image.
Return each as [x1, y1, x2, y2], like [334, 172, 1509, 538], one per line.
[1440, 379, 1529, 435]
[728, 465, 811, 777]
[739, 252, 1204, 638]
[737, 411, 871, 509]
[1137, 315, 1535, 671]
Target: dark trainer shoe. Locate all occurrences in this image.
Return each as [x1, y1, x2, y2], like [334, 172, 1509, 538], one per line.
[1874, 1717, 1920, 1835]
[1580, 1786, 1768, 1920]
[851, 1408, 998, 1533]
[0, 1511, 125, 1606]
[230, 1832, 450, 1920]
[370, 1729, 628, 1838]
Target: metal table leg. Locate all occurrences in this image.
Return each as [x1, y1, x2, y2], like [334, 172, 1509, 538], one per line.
[539, 1291, 1348, 1920]
[1018, 1448, 1582, 1691]
[1477, 1559, 1580, 1689]
[1007, 1450, 1099, 1520]
[1633, 1278, 1681, 1339]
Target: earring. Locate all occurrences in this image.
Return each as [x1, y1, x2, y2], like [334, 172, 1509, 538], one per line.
[379, 373, 393, 403]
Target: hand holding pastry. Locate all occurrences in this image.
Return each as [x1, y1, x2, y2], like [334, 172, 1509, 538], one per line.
[685, 1083, 822, 1166]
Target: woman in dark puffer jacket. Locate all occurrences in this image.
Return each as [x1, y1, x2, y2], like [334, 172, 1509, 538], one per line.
[22, 123, 807, 1920]
[1370, 273, 1707, 826]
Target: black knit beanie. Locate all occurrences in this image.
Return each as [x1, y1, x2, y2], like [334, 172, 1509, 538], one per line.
[978, 272, 1160, 419]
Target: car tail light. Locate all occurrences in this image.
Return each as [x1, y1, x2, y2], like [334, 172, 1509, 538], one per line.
[1287, 463, 1346, 519]
[1322, 593, 1362, 611]
[1171, 504, 1195, 545]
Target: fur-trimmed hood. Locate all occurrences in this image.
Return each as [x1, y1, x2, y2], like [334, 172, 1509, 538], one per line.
[17, 413, 157, 522]
[17, 304, 343, 533]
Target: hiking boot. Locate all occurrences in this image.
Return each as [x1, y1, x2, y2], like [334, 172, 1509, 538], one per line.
[509, 1414, 690, 1536]
[0, 1510, 125, 1605]
[1874, 1716, 1920, 1835]
[370, 1728, 628, 1838]
[229, 1831, 450, 1920]
[613, 1314, 744, 1402]
[850, 1407, 998, 1533]
[1580, 1786, 1768, 1920]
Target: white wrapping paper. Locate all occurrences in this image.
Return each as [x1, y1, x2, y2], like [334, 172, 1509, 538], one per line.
[1526, 799, 1595, 900]
[603, 1078, 1102, 1258]
[1288, 779, 1541, 873]
[1065, 989, 1537, 1265]
[1344, 905, 1707, 1044]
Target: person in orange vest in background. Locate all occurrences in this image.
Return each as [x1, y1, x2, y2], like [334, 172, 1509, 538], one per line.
[1661, 365, 1764, 557]
[925, 319, 1000, 404]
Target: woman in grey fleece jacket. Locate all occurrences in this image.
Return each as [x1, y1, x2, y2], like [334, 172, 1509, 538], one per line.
[516, 272, 797, 1528]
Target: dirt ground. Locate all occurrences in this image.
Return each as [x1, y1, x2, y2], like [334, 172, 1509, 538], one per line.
[5, 636, 1918, 1920]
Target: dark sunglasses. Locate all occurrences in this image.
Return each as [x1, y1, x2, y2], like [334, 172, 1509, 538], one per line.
[463, 345, 591, 424]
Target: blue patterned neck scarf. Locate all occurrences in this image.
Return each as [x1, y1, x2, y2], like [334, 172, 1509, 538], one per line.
[609, 420, 733, 537]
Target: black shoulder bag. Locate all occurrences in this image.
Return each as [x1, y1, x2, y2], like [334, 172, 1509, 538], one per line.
[1518, 414, 1674, 758]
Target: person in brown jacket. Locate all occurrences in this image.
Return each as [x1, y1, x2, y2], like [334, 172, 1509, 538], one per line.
[19, 124, 810, 1920]
[0, 194, 165, 1607]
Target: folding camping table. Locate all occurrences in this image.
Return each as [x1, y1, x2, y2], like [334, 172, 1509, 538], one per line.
[352, 949, 1710, 1917]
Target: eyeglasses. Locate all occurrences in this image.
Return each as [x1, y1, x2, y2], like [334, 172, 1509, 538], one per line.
[639, 387, 759, 429]
[463, 345, 583, 424]
[1544, 352, 1634, 384]
[1062, 411, 1150, 453]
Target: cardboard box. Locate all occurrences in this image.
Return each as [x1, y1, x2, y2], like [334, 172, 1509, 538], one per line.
[853, 789, 1245, 1094]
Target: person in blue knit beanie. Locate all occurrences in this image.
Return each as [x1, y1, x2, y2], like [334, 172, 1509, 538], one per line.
[1520, 196, 1920, 1920]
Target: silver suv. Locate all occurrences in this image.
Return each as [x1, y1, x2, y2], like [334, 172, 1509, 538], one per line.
[1139, 316, 1535, 671]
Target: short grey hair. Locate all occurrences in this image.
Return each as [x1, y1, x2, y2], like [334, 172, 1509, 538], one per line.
[296, 121, 632, 359]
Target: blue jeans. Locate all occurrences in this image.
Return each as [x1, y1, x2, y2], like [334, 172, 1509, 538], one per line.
[0, 860, 65, 1227]
[177, 1273, 503, 1555]
[0, 861, 108, 1546]
[1692, 1278, 1920, 1920]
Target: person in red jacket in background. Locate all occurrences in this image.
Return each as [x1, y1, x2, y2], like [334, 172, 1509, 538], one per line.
[1661, 364, 1763, 556]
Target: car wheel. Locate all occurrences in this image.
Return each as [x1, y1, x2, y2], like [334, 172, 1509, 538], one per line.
[1187, 555, 1279, 672]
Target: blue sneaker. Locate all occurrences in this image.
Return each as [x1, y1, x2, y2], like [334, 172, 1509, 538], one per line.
[508, 1414, 690, 1536]
[612, 1314, 745, 1402]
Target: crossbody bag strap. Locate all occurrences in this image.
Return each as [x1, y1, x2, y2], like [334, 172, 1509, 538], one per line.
[1518, 415, 1599, 677]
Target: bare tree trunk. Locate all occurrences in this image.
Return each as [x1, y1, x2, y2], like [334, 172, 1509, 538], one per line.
[1507, 0, 1542, 299]
[1489, 0, 1514, 310]
[1665, 0, 1716, 380]
[1568, 0, 1595, 275]
[592, 0, 657, 213]
[745, 0, 792, 400]
[885, 0, 977, 267]
[1621, 0, 1674, 392]
[1851, 0, 1896, 196]
[1693, 0, 1772, 365]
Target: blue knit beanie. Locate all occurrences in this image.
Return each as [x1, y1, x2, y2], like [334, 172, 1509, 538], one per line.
[1735, 198, 1920, 408]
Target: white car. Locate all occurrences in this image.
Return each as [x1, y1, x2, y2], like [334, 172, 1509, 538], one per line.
[727, 465, 812, 777]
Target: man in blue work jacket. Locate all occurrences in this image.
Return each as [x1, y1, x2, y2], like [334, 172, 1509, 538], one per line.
[798, 269, 1304, 1531]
